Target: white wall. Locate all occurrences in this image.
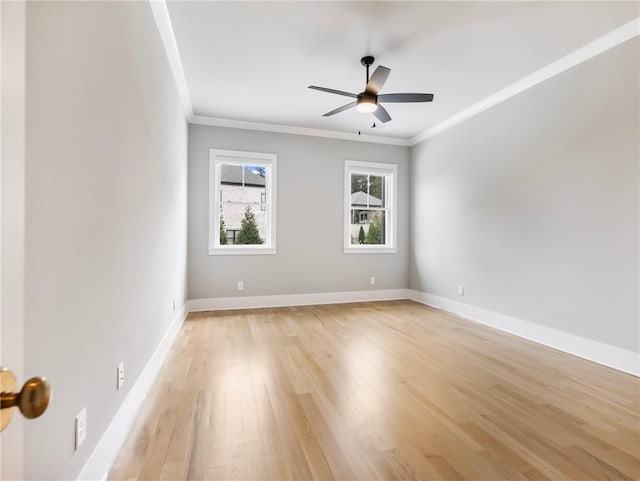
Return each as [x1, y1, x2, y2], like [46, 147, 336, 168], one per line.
[410, 38, 639, 353]
[188, 125, 410, 300]
[23, 2, 188, 479]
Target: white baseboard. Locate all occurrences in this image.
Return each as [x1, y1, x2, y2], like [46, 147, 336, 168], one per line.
[188, 288, 410, 312]
[408, 289, 639, 377]
[77, 304, 188, 481]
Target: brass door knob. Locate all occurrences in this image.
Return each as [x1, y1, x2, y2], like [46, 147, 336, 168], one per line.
[0, 368, 51, 431]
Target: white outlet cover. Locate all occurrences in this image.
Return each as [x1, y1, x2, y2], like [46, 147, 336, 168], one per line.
[370, 277, 376, 285]
[458, 285, 465, 296]
[237, 281, 244, 291]
[117, 362, 124, 390]
[75, 407, 87, 449]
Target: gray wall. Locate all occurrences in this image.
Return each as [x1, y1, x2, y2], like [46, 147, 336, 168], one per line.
[24, 2, 188, 479]
[410, 38, 639, 353]
[189, 125, 410, 299]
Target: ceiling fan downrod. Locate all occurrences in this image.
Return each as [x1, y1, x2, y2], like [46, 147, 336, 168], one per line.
[361, 56, 375, 84]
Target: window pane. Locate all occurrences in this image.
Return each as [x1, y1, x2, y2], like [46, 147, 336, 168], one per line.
[349, 209, 386, 245]
[245, 165, 266, 177]
[220, 163, 267, 204]
[369, 175, 385, 208]
[351, 174, 368, 195]
[220, 204, 267, 245]
[350, 174, 385, 209]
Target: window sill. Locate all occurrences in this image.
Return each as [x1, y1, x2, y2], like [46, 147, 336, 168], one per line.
[209, 246, 277, 256]
[344, 246, 397, 254]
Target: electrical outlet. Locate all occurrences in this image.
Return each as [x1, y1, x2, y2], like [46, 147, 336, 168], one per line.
[117, 362, 124, 390]
[75, 407, 87, 449]
[237, 281, 244, 291]
[172, 299, 176, 311]
[458, 285, 464, 296]
[370, 276, 376, 285]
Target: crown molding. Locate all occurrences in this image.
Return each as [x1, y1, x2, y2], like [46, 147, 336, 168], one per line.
[190, 115, 412, 146]
[149, 0, 193, 119]
[151, 1, 638, 148]
[409, 16, 640, 146]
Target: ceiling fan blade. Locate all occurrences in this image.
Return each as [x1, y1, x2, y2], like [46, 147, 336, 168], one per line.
[309, 86, 357, 98]
[373, 104, 391, 123]
[366, 66, 390, 94]
[323, 101, 357, 117]
[378, 93, 434, 103]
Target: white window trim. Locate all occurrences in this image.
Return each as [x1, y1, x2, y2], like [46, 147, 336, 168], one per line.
[344, 160, 397, 254]
[209, 149, 277, 255]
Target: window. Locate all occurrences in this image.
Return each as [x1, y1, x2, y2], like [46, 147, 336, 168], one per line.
[209, 149, 277, 255]
[344, 160, 397, 253]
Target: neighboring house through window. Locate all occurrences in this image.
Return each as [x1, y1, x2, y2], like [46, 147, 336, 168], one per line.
[344, 160, 397, 253]
[209, 149, 277, 255]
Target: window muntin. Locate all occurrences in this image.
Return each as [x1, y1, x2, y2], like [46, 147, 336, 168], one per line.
[344, 160, 397, 253]
[209, 149, 276, 255]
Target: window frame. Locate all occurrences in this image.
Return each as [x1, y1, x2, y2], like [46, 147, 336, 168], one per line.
[344, 160, 397, 254]
[209, 149, 277, 255]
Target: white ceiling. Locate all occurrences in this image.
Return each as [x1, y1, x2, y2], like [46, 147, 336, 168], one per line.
[166, 1, 638, 140]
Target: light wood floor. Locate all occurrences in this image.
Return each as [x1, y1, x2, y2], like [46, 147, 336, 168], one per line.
[108, 300, 640, 481]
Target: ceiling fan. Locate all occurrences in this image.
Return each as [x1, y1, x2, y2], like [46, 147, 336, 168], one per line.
[309, 56, 434, 123]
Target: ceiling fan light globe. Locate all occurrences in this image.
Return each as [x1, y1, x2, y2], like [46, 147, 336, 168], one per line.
[356, 100, 378, 113]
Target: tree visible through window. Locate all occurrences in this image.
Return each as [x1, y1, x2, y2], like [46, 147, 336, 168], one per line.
[219, 215, 228, 245]
[236, 206, 264, 244]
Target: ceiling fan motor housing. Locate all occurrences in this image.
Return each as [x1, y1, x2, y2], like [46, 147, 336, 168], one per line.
[356, 91, 378, 112]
